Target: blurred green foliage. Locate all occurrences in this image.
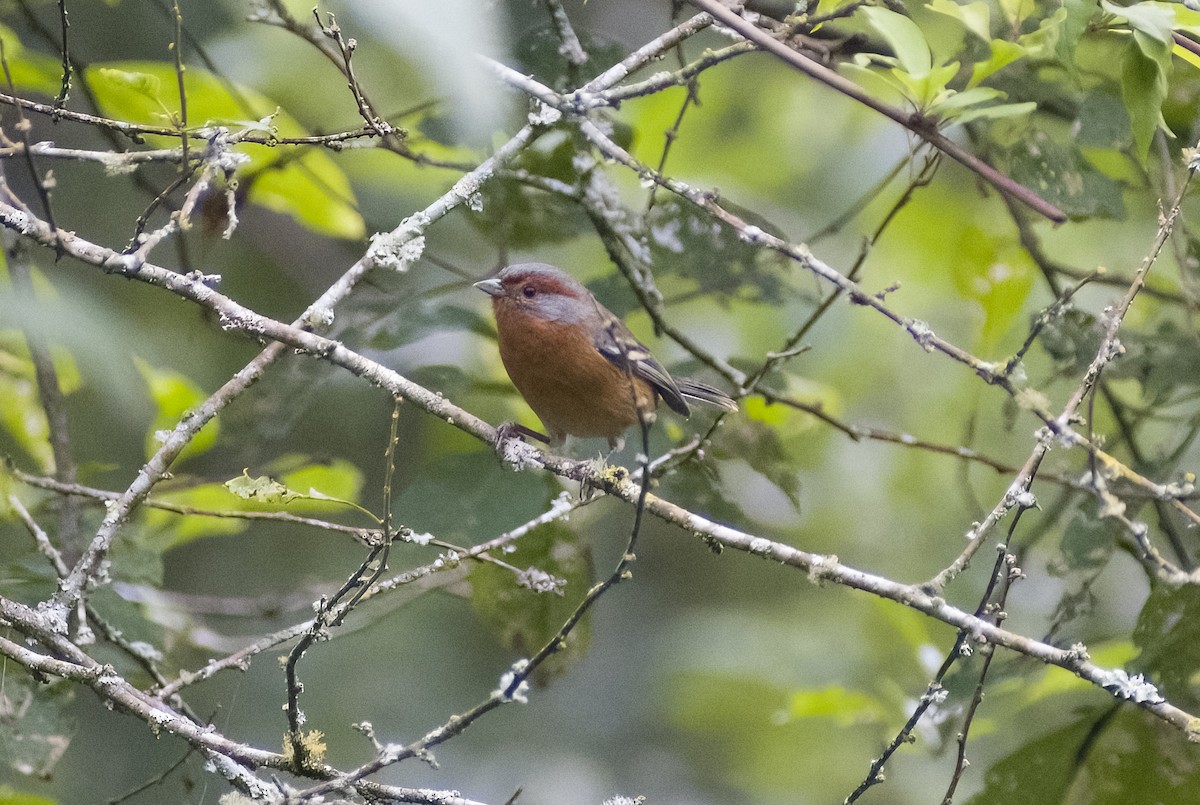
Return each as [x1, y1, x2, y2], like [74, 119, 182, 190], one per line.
[86, 61, 365, 238]
[469, 520, 593, 685]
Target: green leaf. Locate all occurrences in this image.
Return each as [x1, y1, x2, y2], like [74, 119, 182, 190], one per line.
[1102, 0, 1174, 45]
[964, 720, 1094, 804]
[134, 357, 218, 464]
[969, 39, 1028, 87]
[1056, 515, 1118, 572]
[0, 25, 68, 97]
[277, 459, 365, 507]
[0, 343, 52, 471]
[134, 457, 369, 550]
[1076, 90, 1133, 148]
[469, 520, 592, 685]
[86, 60, 232, 133]
[1005, 131, 1125, 219]
[1131, 26, 1174, 69]
[1037, 307, 1103, 372]
[930, 86, 1006, 116]
[1121, 39, 1170, 162]
[927, 0, 992, 42]
[0, 264, 84, 471]
[223, 460, 371, 518]
[839, 61, 912, 106]
[949, 230, 1035, 350]
[895, 60, 960, 107]
[246, 155, 366, 240]
[0, 675, 75, 782]
[1132, 583, 1200, 698]
[860, 7, 934, 78]
[224, 470, 304, 505]
[0, 787, 61, 805]
[787, 686, 887, 726]
[946, 100, 1036, 125]
[1096, 1, 1172, 164]
[86, 61, 364, 239]
[1158, 0, 1200, 36]
[140, 481, 250, 549]
[713, 412, 802, 510]
[814, 0, 866, 16]
[1017, 7, 1068, 60]
[643, 197, 788, 305]
[95, 67, 166, 108]
[996, 0, 1037, 29]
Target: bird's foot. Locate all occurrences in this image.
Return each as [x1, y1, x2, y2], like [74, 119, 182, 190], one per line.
[493, 422, 549, 471]
[494, 421, 550, 447]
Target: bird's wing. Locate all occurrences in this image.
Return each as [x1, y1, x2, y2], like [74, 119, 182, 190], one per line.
[593, 312, 691, 417]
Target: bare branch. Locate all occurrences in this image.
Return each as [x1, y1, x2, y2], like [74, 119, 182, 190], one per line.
[685, 0, 1066, 222]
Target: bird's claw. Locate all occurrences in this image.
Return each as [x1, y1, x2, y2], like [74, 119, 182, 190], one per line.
[493, 421, 550, 449]
[493, 422, 549, 471]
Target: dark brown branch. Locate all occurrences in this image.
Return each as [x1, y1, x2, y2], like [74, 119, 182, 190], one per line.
[685, 0, 1067, 223]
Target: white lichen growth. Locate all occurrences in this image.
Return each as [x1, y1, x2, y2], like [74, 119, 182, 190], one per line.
[1065, 642, 1091, 662]
[496, 659, 531, 703]
[499, 436, 542, 471]
[302, 305, 335, 329]
[100, 151, 142, 176]
[1006, 485, 1037, 510]
[517, 567, 566, 595]
[431, 550, 461, 571]
[200, 127, 250, 174]
[368, 213, 429, 272]
[1094, 668, 1164, 704]
[406, 531, 433, 546]
[451, 172, 488, 212]
[908, 319, 937, 352]
[528, 100, 562, 126]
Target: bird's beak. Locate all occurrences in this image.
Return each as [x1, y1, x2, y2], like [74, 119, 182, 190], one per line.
[474, 277, 503, 298]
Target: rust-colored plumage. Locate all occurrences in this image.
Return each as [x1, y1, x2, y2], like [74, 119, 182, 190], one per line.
[476, 263, 737, 449]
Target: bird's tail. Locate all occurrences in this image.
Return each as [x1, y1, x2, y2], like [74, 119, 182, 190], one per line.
[677, 378, 739, 412]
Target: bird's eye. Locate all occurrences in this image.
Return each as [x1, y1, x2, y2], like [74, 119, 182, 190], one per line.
[522, 286, 537, 299]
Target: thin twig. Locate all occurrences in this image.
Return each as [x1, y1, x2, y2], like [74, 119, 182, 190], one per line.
[171, 0, 188, 169]
[686, 0, 1066, 222]
[53, 0, 70, 108]
[23, 122, 542, 635]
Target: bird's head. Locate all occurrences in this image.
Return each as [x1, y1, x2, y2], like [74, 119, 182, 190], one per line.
[474, 263, 597, 325]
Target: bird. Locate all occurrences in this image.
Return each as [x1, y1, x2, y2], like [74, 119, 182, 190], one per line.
[475, 262, 738, 451]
